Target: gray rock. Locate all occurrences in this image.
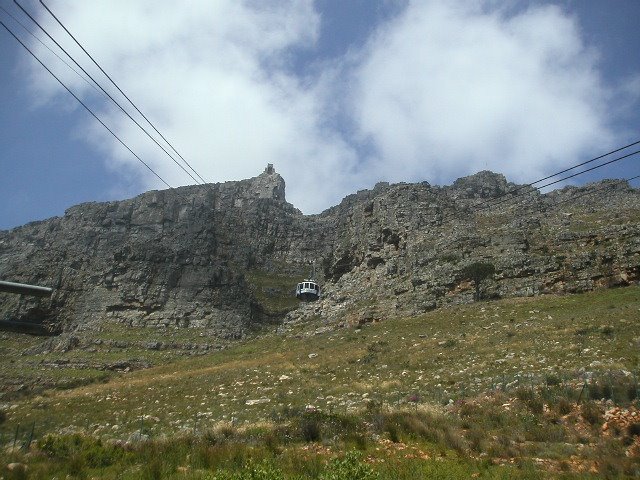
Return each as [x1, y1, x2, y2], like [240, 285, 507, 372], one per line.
[1, 167, 638, 345]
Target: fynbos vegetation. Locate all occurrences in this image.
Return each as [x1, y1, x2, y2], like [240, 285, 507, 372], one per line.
[1, 286, 639, 478]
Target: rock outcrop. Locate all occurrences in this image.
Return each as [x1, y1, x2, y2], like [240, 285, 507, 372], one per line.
[300, 175, 640, 325]
[1, 166, 639, 338]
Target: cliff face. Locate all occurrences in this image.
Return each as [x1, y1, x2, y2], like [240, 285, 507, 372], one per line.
[0, 166, 311, 338]
[302, 175, 640, 325]
[1, 166, 639, 338]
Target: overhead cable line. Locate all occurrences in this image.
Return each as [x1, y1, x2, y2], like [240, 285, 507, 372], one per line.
[473, 148, 640, 213]
[39, 0, 209, 185]
[533, 150, 639, 191]
[467, 139, 640, 212]
[13, 0, 203, 186]
[438, 170, 640, 264]
[437, 146, 640, 224]
[0, 19, 174, 190]
[548, 173, 640, 210]
[0, 4, 99, 95]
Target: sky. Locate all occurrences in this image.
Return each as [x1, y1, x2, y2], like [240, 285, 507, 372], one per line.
[1, 0, 639, 230]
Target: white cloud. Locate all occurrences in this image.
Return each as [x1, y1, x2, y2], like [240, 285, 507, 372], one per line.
[25, 0, 368, 213]
[351, 0, 617, 186]
[22, 0, 634, 213]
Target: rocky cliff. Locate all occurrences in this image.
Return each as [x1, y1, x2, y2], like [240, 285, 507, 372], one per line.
[1, 166, 639, 340]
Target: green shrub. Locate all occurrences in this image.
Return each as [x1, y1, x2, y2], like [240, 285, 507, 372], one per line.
[365, 400, 385, 434]
[594, 438, 633, 478]
[526, 397, 544, 415]
[440, 253, 459, 263]
[279, 449, 324, 478]
[353, 433, 371, 451]
[381, 410, 464, 452]
[487, 434, 518, 459]
[200, 423, 239, 447]
[37, 433, 126, 468]
[458, 400, 510, 429]
[515, 387, 536, 403]
[38, 433, 78, 458]
[192, 443, 251, 471]
[443, 429, 468, 454]
[588, 380, 612, 401]
[320, 451, 378, 480]
[262, 430, 283, 454]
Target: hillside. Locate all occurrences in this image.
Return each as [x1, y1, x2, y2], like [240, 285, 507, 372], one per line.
[1, 168, 640, 477]
[1, 287, 639, 478]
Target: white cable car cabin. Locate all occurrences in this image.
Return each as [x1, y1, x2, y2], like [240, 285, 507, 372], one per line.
[296, 280, 320, 301]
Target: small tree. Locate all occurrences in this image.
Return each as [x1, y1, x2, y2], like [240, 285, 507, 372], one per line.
[461, 262, 496, 301]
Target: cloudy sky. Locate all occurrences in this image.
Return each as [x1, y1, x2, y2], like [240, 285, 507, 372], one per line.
[1, 0, 639, 229]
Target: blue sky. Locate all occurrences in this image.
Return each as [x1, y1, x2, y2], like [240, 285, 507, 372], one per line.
[1, 0, 639, 230]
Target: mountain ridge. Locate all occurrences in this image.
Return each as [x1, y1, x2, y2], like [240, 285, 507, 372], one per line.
[0, 166, 639, 342]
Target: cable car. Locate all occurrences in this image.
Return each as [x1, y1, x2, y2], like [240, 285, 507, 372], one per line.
[296, 279, 320, 302]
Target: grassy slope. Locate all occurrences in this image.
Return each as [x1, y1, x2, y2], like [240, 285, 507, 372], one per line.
[1, 286, 639, 478]
[2, 286, 638, 436]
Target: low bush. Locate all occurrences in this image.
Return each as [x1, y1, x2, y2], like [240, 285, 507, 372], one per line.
[545, 374, 562, 387]
[300, 414, 322, 442]
[279, 449, 325, 478]
[37, 433, 126, 468]
[587, 373, 639, 404]
[523, 421, 567, 443]
[580, 401, 603, 426]
[293, 410, 362, 444]
[553, 397, 574, 416]
[320, 451, 378, 480]
[600, 325, 615, 338]
[593, 437, 638, 478]
[458, 398, 513, 430]
[3, 462, 29, 480]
